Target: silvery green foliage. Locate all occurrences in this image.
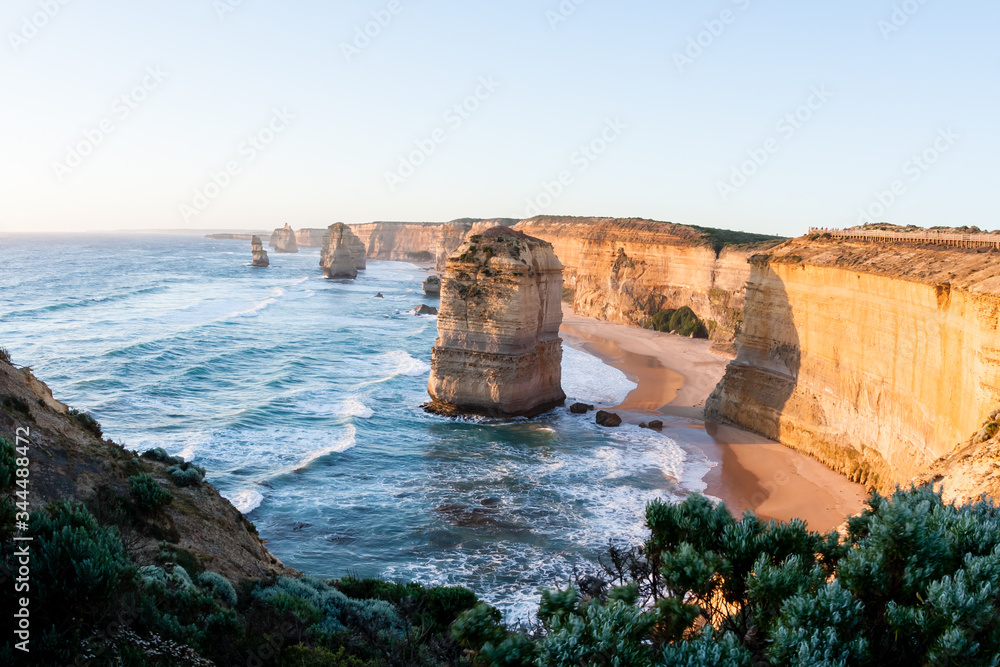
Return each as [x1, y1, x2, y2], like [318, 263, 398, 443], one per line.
[197, 570, 238, 606]
[533, 594, 657, 667]
[769, 581, 868, 666]
[657, 627, 753, 667]
[254, 576, 404, 637]
[139, 564, 194, 589]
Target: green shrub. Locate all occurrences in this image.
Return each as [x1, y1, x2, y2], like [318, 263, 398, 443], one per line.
[142, 446, 184, 465]
[69, 407, 103, 437]
[338, 577, 479, 632]
[650, 306, 709, 338]
[198, 570, 238, 606]
[129, 473, 173, 513]
[167, 461, 206, 487]
[2, 395, 30, 415]
[0, 437, 15, 491]
[0, 347, 11, 364]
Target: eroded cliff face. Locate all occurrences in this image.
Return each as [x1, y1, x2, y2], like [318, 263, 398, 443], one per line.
[513, 217, 757, 352]
[269, 223, 299, 253]
[351, 219, 519, 268]
[707, 238, 1000, 491]
[427, 227, 565, 417]
[250, 235, 269, 267]
[320, 224, 360, 279]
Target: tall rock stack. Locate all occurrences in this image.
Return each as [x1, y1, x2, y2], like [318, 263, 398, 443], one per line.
[250, 236, 269, 267]
[320, 223, 367, 271]
[321, 225, 359, 279]
[427, 227, 566, 417]
[270, 223, 299, 253]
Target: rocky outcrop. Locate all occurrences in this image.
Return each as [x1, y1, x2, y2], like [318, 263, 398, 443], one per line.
[423, 275, 441, 296]
[0, 355, 290, 582]
[412, 304, 438, 316]
[250, 236, 269, 267]
[320, 223, 366, 271]
[706, 236, 1000, 492]
[321, 225, 359, 279]
[295, 228, 327, 247]
[269, 223, 299, 253]
[513, 217, 780, 353]
[427, 227, 566, 417]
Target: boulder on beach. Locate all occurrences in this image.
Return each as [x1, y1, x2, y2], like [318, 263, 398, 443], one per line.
[422, 275, 441, 296]
[250, 236, 269, 267]
[412, 304, 438, 316]
[596, 410, 622, 427]
[570, 403, 594, 414]
[648, 420, 663, 431]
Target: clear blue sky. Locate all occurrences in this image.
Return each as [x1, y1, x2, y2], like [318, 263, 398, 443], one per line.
[1, 0, 996, 236]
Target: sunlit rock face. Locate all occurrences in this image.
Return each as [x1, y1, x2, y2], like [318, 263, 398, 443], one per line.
[250, 236, 269, 267]
[320, 224, 365, 277]
[270, 223, 299, 253]
[320, 225, 359, 280]
[427, 227, 566, 418]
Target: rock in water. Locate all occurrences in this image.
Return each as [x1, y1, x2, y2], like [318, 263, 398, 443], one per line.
[570, 402, 594, 414]
[412, 304, 438, 316]
[596, 411, 622, 427]
[648, 420, 663, 431]
[423, 275, 441, 296]
[321, 225, 359, 279]
[250, 236, 269, 267]
[427, 227, 566, 417]
[270, 223, 299, 253]
[320, 223, 366, 271]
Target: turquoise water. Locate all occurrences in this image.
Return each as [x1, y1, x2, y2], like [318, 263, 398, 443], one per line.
[0, 234, 712, 619]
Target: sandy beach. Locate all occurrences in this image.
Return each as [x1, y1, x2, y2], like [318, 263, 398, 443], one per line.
[560, 307, 867, 532]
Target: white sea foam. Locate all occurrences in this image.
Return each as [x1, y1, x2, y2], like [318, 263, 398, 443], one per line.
[227, 487, 264, 514]
[561, 345, 636, 406]
[229, 297, 276, 318]
[296, 425, 357, 469]
[339, 398, 374, 419]
[381, 350, 430, 377]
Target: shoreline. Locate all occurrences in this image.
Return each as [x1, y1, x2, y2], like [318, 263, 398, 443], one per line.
[560, 307, 867, 532]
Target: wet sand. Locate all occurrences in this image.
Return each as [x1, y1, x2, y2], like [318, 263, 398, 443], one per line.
[560, 308, 867, 532]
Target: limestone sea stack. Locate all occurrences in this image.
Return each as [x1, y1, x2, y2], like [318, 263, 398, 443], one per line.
[427, 227, 566, 417]
[270, 223, 299, 253]
[320, 223, 366, 271]
[321, 225, 358, 279]
[422, 275, 441, 296]
[250, 236, 269, 267]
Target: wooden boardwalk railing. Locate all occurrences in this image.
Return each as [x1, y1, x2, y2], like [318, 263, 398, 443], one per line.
[808, 228, 1000, 249]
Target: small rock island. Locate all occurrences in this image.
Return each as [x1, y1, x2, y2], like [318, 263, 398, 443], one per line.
[427, 227, 566, 417]
[250, 235, 269, 267]
[320, 223, 366, 279]
[270, 223, 299, 253]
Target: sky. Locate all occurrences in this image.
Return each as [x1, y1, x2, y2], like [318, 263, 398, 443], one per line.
[0, 0, 996, 236]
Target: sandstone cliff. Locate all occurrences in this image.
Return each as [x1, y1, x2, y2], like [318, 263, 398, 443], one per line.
[0, 355, 290, 582]
[427, 227, 566, 417]
[513, 217, 780, 353]
[250, 235, 269, 267]
[706, 236, 1000, 491]
[423, 275, 441, 296]
[321, 224, 359, 279]
[320, 223, 366, 271]
[269, 223, 299, 253]
[351, 219, 519, 268]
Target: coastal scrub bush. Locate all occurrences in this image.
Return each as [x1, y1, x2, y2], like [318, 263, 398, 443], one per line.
[129, 472, 173, 513]
[649, 306, 708, 338]
[458, 486, 1000, 667]
[142, 446, 185, 465]
[69, 407, 103, 437]
[198, 570, 238, 606]
[337, 577, 479, 632]
[167, 461, 207, 487]
[0, 436, 15, 490]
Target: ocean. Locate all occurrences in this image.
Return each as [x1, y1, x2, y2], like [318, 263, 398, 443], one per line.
[0, 233, 713, 620]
